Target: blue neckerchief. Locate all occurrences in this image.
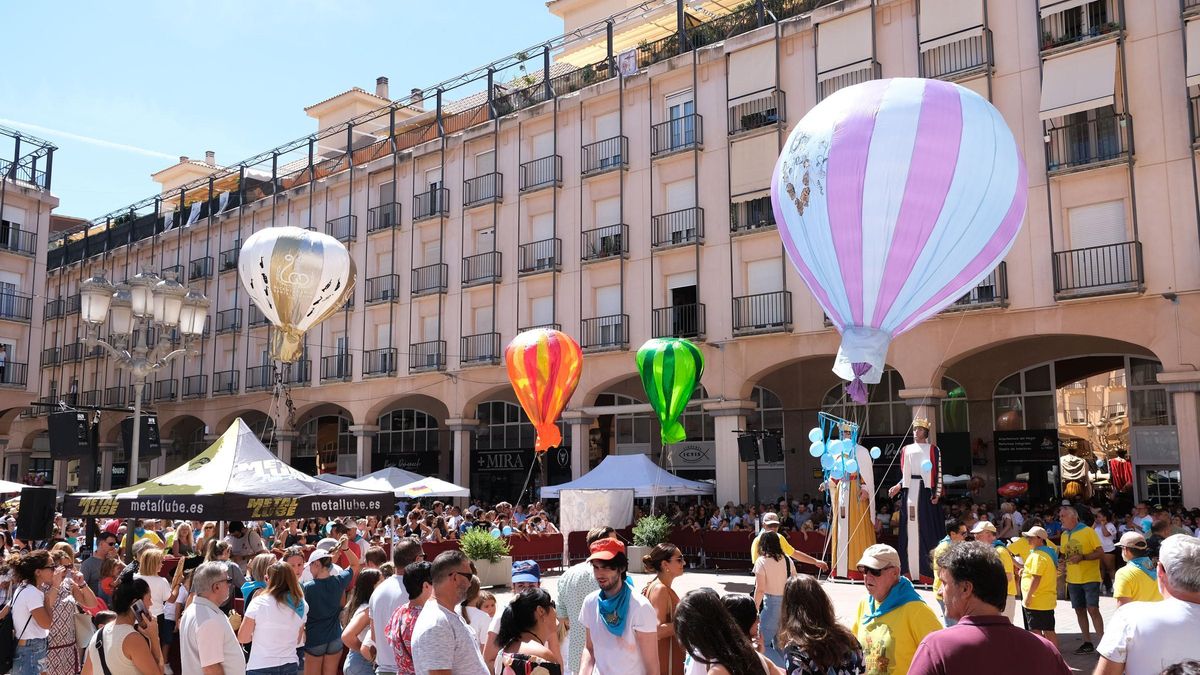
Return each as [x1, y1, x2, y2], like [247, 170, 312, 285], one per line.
[1129, 556, 1157, 581]
[285, 591, 305, 618]
[862, 577, 923, 625]
[596, 578, 634, 636]
[1036, 545, 1059, 567]
[1067, 523, 1088, 535]
[240, 580, 265, 601]
[939, 535, 951, 547]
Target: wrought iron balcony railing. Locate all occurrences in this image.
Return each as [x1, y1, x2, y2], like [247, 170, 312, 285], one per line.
[326, 214, 357, 242]
[1191, 94, 1200, 146]
[582, 136, 628, 176]
[364, 348, 397, 377]
[1046, 113, 1131, 173]
[63, 295, 81, 315]
[1053, 241, 1143, 298]
[462, 251, 502, 286]
[414, 188, 450, 221]
[80, 389, 101, 407]
[651, 114, 703, 156]
[0, 362, 27, 387]
[519, 156, 562, 192]
[282, 359, 311, 386]
[461, 332, 501, 366]
[126, 384, 151, 405]
[220, 244, 240, 272]
[0, 227, 36, 256]
[944, 263, 1008, 311]
[409, 340, 446, 373]
[45, 298, 64, 319]
[921, 29, 991, 81]
[183, 374, 207, 399]
[104, 386, 126, 407]
[321, 353, 353, 382]
[518, 322, 561, 333]
[464, 173, 503, 208]
[189, 256, 213, 281]
[581, 314, 629, 351]
[1040, 0, 1120, 53]
[216, 308, 242, 334]
[732, 291, 793, 335]
[248, 304, 268, 327]
[653, 303, 706, 340]
[411, 263, 448, 295]
[0, 292, 33, 322]
[728, 89, 785, 136]
[41, 346, 60, 367]
[366, 274, 401, 304]
[62, 341, 84, 363]
[818, 60, 880, 101]
[246, 365, 274, 391]
[581, 224, 628, 262]
[730, 197, 776, 234]
[213, 369, 239, 396]
[368, 202, 401, 233]
[518, 238, 561, 275]
[651, 207, 704, 247]
[154, 379, 177, 402]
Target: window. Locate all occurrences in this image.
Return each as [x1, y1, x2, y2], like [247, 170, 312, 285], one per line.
[823, 369, 909, 436]
[594, 393, 653, 448]
[665, 91, 695, 150]
[1142, 468, 1181, 503]
[377, 410, 439, 457]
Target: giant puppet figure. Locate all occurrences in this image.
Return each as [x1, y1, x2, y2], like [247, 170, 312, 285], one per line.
[887, 418, 944, 581]
[826, 423, 877, 578]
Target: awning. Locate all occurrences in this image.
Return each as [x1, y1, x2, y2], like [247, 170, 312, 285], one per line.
[1039, 0, 1093, 19]
[730, 132, 778, 196]
[919, 0, 985, 52]
[1039, 41, 1118, 120]
[816, 8, 873, 79]
[1188, 19, 1200, 87]
[727, 41, 777, 100]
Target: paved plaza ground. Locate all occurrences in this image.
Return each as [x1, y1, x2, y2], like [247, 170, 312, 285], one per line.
[494, 568, 1117, 674]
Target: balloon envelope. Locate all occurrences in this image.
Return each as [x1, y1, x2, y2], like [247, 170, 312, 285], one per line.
[773, 78, 1026, 400]
[238, 226, 356, 362]
[504, 329, 583, 453]
[636, 338, 705, 445]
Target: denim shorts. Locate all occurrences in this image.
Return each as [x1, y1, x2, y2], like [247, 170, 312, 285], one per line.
[1068, 581, 1102, 608]
[12, 638, 48, 675]
[304, 637, 344, 657]
[248, 665, 299, 675]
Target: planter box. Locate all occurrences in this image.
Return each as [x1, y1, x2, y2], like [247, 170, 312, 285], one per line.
[626, 545, 652, 573]
[472, 556, 513, 588]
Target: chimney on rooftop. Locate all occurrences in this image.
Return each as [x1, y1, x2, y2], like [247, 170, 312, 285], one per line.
[179, 156, 189, 163]
[205, 150, 216, 167]
[411, 88, 424, 110]
[376, 77, 389, 99]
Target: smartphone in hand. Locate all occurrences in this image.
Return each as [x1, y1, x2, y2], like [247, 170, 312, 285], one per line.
[131, 599, 150, 627]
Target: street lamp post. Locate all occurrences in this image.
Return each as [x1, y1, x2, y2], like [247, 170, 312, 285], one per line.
[78, 269, 210, 485]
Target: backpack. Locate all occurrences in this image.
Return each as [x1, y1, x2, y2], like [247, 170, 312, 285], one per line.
[0, 586, 31, 673]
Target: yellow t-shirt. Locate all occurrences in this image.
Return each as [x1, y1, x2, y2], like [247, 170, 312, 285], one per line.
[931, 540, 952, 597]
[1021, 549, 1058, 611]
[994, 544, 1017, 596]
[1060, 525, 1102, 585]
[1007, 537, 1058, 562]
[1113, 564, 1163, 603]
[853, 596, 942, 675]
[750, 530, 796, 564]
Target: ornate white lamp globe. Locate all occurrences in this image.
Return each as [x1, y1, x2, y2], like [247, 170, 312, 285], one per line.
[79, 273, 115, 325]
[153, 272, 187, 328]
[179, 290, 210, 338]
[108, 287, 134, 336]
[127, 269, 159, 319]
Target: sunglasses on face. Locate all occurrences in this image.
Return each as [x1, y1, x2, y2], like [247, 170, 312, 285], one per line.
[858, 566, 892, 577]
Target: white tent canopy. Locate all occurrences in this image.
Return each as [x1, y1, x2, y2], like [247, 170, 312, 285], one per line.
[341, 467, 426, 494]
[540, 454, 715, 498]
[396, 477, 470, 499]
[0, 479, 28, 494]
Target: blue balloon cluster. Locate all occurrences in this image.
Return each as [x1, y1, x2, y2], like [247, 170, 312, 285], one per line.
[808, 426, 864, 480]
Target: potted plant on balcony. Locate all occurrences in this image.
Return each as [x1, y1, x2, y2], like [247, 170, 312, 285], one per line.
[460, 528, 513, 588]
[629, 514, 672, 571]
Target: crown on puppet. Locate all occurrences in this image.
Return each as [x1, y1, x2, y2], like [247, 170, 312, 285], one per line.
[913, 418, 931, 430]
[839, 423, 854, 432]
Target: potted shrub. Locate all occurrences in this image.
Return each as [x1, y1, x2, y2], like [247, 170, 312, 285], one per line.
[460, 528, 512, 588]
[629, 515, 672, 572]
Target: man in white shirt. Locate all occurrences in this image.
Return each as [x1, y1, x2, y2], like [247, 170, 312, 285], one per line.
[578, 539, 659, 675]
[180, 561, 246, 675]
[411, 550, 489, 675]
[223, 520, 267, 568]
[1095, 534, 1200, 674]
[369, 537, 424, 675]
[560, 528, 619, 675]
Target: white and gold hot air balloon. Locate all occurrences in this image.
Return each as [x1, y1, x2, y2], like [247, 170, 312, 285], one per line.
[238, 226, 356, 362]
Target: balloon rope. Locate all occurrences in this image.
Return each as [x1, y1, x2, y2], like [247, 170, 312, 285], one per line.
[514, 452, 543, 506]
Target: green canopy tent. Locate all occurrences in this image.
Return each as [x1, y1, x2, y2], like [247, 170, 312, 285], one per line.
[63, 418, 393, 520]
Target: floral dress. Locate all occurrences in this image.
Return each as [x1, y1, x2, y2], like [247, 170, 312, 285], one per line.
[784, 645, 865, 675]
[495, 651, 562, 675]
[45, 578, 81, 675]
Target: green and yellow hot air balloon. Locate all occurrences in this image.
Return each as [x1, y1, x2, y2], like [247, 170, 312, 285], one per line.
[636, 338, 705, 445]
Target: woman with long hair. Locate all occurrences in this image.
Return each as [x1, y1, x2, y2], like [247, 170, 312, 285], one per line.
[341, 568, 382, 675]
[169, 522, 195, 557]
[493, 588, 563, 675]
[675, 588, 780, 675]
[643, 543, 687, 675]
[43, 546, 99, 675]
[81, 571, 162, 675]
[460, 575, 490, 648]
[752, 532, 794, 667]
[4, 550, 61, 675]
[238, 561, 308, 675]
[243, 552, 278, 605]
[204, 539, 244, 611]
[776, 575, 863, 674]
[195, 522, 218, 553]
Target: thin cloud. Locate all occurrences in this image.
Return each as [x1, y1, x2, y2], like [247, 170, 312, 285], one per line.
[0, 118, 176, 160]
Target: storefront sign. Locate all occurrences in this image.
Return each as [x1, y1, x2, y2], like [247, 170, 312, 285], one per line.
[667, 441, 715, 470]
[993, 430, 1059, 462]
[381, 452, 440, 476]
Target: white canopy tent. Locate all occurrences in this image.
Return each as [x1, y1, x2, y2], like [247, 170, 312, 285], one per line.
[395, 476, 470, 499]
[341, 467, 425, 493]
[540, 454, 715, 499]
[0, 479, 28, 494]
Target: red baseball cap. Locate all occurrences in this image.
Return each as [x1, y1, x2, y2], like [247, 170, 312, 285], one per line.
[586, 538, 626, 562]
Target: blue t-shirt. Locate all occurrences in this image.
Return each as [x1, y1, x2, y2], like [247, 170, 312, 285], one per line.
[301, 568, 353, 646]
[1045, 520, 1063, 537]
[260, 522, 275, 538]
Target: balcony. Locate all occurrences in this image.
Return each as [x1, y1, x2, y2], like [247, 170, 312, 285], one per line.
[943, 263, 1008, 311]
[413, 188, 450, 221]
[518, 238, 561, 275]
[0, 362, 27, 387]
[219, 244, 240, 272]
[326, 214, 357, 242]
[80, 389, 101, 407]
[728, 90, 785, 136]
[104, 386, 126, 407]
[1053, 241, 1143, 299]
[248, 304, 269, 328]
[62, 341, 84, 363]
[518, 322, 561, 333]
[730, 196, 776, 235]
[41, 346, 60, 367]
[462, 251, 502, 287]
[409, 340, 446, 373]
[189, 256, 214, 281]
[364, 348, 398, 377]
[1040, 0, 1120, 54]
[411, 263, 448, 296]
[651, 207, 704, 247]
[126, 384, 151, 406]
[368, 202, 401, 233]
[341, 291, 355, 312]
[464, 173, 503, 208]
[213, 369, 239, 396]
[1046, 113, 1131, 174]
[1192, 94, 1200, 146]
[282, 359, 311, 387]
[216, 308, 242, 334]
[1187, 0, 1200, 14]
[45, 298, 64, 319]
[162, 265, 184, 282]
[321, 353, 353, 382]
[653, 303, 706, 340]
[0, 227, 36, 256]
[85, 344, 104, 360]
[519, 156, 562, 193]
[581, 224, 628, 262]
[582, 314, 628, 351]
[921, 30, 991, 81]
[0, 292, 33, 322]
[582, 136, 628, 176]
[246, 365, 274, 392]
[819, 60, 880, 101]
[461, 332, 501, 366]
[733, 291, 793, 336]
[183, 374, 207, 399]
[366, 274, 401, 304]
[64, 295, 81, 315]
[154, 379, 177, 402]
[651, 114, 703, 156]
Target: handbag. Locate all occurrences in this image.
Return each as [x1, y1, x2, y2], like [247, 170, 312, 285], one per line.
[74, 606, 96, 650]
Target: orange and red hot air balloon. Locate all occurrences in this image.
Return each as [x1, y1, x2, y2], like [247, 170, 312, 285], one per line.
[505, 328, 583, 453]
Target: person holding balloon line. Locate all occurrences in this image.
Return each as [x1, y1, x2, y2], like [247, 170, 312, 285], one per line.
[887, 419, 945, 583]
[823, 424, 877, 579]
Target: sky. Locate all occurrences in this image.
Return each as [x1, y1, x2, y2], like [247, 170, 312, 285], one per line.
[0, 1, 562, 220]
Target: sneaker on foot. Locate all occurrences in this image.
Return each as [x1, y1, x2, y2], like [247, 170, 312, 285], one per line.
[1075, 642, 1096, 654]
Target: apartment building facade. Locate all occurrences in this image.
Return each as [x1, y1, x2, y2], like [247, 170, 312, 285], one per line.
[10, 0, 1200, 508]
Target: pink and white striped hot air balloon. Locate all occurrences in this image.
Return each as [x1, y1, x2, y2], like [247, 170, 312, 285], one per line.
[772, 78, 1027, 402]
